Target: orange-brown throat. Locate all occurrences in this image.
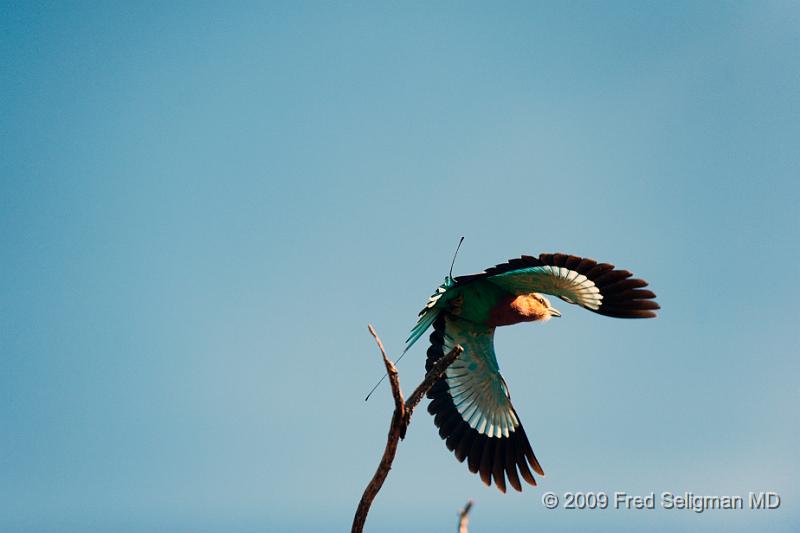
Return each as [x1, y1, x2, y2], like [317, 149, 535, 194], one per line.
[488, 293, 552, 327]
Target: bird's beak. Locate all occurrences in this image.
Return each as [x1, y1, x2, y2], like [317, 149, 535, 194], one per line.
[549, 307, 561, 318]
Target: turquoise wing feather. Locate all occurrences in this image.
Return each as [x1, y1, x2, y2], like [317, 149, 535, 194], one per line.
[404, 277, 456, 353]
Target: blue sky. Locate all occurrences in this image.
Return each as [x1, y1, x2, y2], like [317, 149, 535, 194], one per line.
[2, 1, 798, 531]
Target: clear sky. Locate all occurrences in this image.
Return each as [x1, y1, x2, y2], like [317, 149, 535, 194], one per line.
[2, 1, 798, 532]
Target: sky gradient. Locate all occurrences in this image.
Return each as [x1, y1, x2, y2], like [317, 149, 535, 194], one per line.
[2, 1, 799, 531]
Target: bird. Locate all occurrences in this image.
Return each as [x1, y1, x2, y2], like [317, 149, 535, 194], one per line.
[406, 251, 659, 493]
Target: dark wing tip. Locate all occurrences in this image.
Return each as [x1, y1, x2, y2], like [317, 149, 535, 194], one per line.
[598, 275, 659, 319]
[516, 424, 545, 476]
[429, 403, 545, 491]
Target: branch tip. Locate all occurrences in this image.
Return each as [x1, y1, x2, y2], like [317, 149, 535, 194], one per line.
[458, 499, 474, 533]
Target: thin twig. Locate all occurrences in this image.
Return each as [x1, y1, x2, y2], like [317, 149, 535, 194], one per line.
[351, 324, 463, 533]
[367, 324, 404, 414]
[457, 500, 474, 533]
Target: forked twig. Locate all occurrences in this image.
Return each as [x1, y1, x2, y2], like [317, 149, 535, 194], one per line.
[351, 324, 463, 533]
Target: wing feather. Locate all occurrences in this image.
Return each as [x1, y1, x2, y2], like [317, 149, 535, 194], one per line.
[426, 314, 543, 492]
[456, 253, 659, 319]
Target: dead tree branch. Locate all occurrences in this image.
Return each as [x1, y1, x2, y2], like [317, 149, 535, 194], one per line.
[351, 324, 463, 533]
[457, 499, 474, 533]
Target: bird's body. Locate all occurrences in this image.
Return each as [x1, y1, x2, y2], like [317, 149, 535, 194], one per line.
[407, 252, 659, 493]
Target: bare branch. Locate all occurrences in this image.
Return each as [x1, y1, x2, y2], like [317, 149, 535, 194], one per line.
[351, 325, 463, 533]
[457, 500, 474, 533]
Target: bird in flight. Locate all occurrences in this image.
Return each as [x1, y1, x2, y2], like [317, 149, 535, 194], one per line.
[406, 251, 659, 493]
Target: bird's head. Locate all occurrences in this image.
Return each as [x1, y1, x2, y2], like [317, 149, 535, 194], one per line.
[532, 293, 561, 320]
[499, 292, 562, 325]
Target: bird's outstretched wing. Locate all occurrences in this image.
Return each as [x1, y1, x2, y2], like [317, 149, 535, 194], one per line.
[458, 253, 659, 318]
[426, 313, 543, 492]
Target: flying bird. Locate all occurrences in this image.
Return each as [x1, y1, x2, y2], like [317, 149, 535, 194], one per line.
[406, 252, 659, 493]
